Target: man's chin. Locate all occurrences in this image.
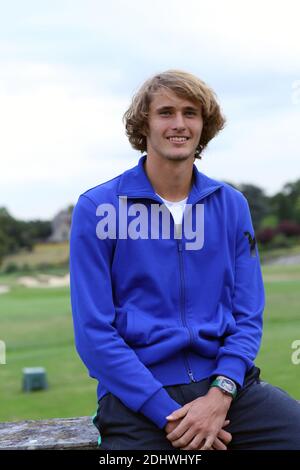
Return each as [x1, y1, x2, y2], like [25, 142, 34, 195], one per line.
[164, 153, 193, 162]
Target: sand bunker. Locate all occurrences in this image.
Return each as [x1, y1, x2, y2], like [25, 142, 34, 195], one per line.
[17, 273, 70, 288]
[0, 285, 10, 294]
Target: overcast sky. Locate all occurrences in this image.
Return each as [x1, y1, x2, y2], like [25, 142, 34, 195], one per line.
[0, 0, 299, 220]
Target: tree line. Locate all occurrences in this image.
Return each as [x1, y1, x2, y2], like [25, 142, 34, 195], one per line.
[236, 179, 300, 249]
[0, 207, 51, 264]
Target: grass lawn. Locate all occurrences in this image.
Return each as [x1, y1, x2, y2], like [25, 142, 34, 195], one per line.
[0, 284, 97, 422]
[0, 263, 299, 422]
[255, 264, 300, 397]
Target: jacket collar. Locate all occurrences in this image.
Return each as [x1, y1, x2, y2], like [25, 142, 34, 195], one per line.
[117, 155, 224, 204]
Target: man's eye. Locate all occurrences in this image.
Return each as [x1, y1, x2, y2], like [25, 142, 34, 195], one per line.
[159, 111, 171, 115]
[186, 111, 197, 116]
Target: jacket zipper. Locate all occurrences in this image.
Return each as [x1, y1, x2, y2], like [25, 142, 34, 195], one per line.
[122, 190, 221, 383]
[177, 238, 196, 383]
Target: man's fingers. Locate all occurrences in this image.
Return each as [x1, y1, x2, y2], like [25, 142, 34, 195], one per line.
[212, 437, 227, 450]
[168, 427, 196, 447]
[217, 428, 232, 445]
[166, 404, 189, 421]
[180, 435, 204, 451]
[200, 435, 214, 450]
[165, 419, 180, 435]
[166, 416, 191, 441]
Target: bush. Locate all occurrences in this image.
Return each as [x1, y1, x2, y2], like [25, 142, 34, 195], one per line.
[257, 227, 276, 244]
[268, 234, 294, 249]
[3, 262, 19, 273]
[21, 263, 31, 272]
[276, 220, 300, 237]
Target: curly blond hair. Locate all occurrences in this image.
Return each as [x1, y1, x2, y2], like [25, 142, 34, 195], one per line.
[123, 70, 226, 159]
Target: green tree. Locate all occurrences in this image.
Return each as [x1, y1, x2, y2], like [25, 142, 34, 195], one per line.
[238, 184, 270, 230]
[270, 179, 300, 223]
[0, 207, 51, 266]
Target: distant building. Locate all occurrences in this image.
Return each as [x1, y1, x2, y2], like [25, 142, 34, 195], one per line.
[48, 207, 73, 242]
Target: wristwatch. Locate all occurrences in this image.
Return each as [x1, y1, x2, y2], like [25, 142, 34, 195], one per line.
[210, 375, 237, 399]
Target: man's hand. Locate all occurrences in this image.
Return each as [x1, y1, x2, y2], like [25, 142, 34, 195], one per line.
[165, 387, 233, 450]
[165, 418, 232, 450]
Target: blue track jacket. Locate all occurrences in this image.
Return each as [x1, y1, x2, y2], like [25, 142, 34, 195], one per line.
[70, 155, 265, 429]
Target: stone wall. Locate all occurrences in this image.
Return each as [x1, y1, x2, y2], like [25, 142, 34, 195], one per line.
[0, 416, 98, 450]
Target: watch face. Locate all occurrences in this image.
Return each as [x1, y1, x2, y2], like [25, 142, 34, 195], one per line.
[212, 376, 237, 398]
[221, 379, 235, 392]
[218, 378, 236, 395]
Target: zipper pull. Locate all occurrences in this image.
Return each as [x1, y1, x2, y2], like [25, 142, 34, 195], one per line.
[188, 370, 196, 383]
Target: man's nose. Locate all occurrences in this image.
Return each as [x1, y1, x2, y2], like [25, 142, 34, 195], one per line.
[172, 112, 186, 130]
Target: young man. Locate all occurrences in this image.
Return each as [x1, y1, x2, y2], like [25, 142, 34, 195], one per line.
[70, 70, 300, 450]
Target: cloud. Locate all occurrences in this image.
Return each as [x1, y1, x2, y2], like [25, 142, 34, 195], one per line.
[0, 0, 299, 219]
[0, 61, 131, 187]
[2, 0, 300, 74]
[201, 106, 300, 195]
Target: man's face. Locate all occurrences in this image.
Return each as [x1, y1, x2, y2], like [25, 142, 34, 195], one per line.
[146, 88, 203, 163]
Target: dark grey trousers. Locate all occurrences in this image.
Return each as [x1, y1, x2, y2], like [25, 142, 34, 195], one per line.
[93, 367, 300, 450]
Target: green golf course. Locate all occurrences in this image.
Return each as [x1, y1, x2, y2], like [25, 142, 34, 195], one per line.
[0, 263, 299, 422]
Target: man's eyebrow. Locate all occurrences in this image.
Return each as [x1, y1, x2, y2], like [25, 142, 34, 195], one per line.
[156, 105, 174, 111]
[155, 105, 200, 111]
[184, 106, 200, 111]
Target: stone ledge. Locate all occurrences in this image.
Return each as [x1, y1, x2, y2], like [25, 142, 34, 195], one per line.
[0, 416, 99, 450]
[2, 403, 299, 450]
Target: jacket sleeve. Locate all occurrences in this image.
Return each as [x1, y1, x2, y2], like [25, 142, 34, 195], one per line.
[70, 194, 181, 428]
[210, 194, 265, 387]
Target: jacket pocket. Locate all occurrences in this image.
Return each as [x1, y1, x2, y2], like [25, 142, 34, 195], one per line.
[192, 328, 220, 358]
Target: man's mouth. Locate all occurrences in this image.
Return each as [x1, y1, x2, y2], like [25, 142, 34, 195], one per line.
[167, 136, 189, 143]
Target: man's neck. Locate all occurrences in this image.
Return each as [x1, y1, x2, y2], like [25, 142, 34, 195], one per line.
[144, 155, 194, 202]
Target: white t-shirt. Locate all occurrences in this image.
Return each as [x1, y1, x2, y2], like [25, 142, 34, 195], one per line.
[157, 194, 188, 225]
